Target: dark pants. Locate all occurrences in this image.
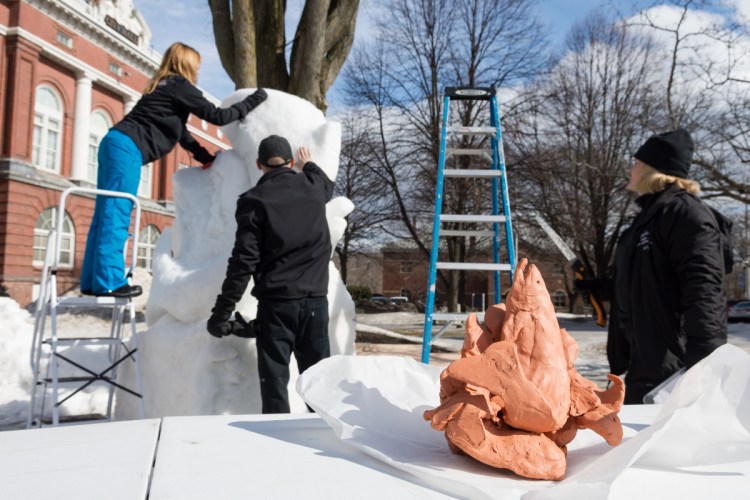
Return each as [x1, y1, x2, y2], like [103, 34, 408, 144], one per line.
[256, 296, 330, 414]
[624, 383, 655, 405]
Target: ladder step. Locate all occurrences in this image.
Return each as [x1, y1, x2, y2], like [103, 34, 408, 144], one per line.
[41, 376, 112, 384]
[431, 312, 485, 322]
[436, 262, 511, 271]
[445, 149, 494, 158]
[440, 230, 495, 237]
[445, 86, 496, 100]
[43, 337, 123, 345]
[39, 414, 108, 425]
[57, 296, 132, 306]
[446, 126, 496, 136]
[443, 169, 501, 177]
[440, 214, 507, 223]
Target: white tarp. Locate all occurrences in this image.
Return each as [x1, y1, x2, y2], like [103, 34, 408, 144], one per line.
[297, 344, 750, 499]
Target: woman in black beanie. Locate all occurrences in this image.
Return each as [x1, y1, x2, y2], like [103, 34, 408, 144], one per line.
[604, 128, 727, 404]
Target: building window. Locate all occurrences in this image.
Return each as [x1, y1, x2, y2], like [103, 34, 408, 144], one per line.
[137, 225, 160, 270]
[32, 86, 64, 173]
[138, 163, 153, 198]
[400, 261, 413, 273]
[552, 290, 566, 308]
[56, 31, 73, 49]
[108, 62, 123, 77]
[33, 207, 74, 268]
[88, 110, 112, 184]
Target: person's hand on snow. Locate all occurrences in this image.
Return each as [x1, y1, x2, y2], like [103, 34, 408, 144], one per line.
[229, 312, 259, 338]
[207, 313, 231, 338]
[239, 88, 268, 123]
[201, 150, 221, 170]
[297, 147, 314, 166]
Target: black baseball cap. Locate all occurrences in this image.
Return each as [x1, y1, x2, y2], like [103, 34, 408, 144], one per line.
[258, 135, 293, 167]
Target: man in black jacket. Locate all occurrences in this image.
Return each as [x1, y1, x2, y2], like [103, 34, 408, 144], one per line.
[207, 135, 334, 413]
[606, 128, 727, 404]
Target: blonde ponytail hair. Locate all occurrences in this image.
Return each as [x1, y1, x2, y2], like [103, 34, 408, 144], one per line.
[634, 162, 701, 195]
[144, 42, 201, 94]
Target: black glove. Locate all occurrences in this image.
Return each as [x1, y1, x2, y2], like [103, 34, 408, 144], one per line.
[207, 313, 231, 338]
[230, 312, 259, 338]
[239, 88, 268, 117]
[573, 278, 611, 302]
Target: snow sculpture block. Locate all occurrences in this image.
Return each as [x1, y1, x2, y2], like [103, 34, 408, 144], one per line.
[117, 90, 356, 418]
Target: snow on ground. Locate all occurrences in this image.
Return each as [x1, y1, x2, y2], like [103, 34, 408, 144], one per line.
[3, 302, 750, 431]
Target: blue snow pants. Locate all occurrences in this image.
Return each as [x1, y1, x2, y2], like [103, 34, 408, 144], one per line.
[80, 129, 143, 294]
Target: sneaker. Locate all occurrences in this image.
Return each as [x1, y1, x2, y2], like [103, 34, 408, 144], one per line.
[95, 284, 143, 298]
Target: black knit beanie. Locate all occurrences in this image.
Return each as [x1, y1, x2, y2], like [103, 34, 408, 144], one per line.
[634, 128, 693, 178]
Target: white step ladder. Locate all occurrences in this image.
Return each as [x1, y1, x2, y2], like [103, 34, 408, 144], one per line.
[28, 187, 145, 427]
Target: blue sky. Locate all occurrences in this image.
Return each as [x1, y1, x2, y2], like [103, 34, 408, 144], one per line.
[134, 0, 655, 105]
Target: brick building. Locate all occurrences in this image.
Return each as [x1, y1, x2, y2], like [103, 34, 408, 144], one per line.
[343, 240, 577, 313]
[0, 0, 231, 305]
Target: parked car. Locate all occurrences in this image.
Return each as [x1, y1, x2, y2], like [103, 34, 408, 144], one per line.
[728, 301, 750, 322]
[370, 296, 391, 304]
[389, 296, 409, 304]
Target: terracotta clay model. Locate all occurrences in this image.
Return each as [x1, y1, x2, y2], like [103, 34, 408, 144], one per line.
[424, 258, 624, 480]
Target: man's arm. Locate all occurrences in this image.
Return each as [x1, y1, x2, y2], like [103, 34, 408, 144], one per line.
[179, 126, 214, 165]
[298, 146, 334, 202]
[208, 197, 263, 335]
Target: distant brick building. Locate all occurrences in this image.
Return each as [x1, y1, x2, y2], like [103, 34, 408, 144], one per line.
[0, 0, 231, 305]
[343, 240, 579, 313]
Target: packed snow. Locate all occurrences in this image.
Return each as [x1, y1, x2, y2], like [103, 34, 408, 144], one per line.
[0, 89, 357, 428]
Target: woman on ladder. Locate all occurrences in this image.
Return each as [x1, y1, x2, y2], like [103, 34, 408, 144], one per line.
[81, 42, 267, 297]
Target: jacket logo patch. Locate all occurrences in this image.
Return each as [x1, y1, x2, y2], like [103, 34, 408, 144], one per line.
[637, 230, 652, 251]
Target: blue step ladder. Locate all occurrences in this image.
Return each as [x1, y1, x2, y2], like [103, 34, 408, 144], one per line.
[421, 86, 516, 363]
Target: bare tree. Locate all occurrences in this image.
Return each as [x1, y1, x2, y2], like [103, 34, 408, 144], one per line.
[334, 112, 397, 283]
[207, 0, 360, 110]
[629, 0, 750, 203]
[343, 0, 548, 310]
[509, 12, 659, 280]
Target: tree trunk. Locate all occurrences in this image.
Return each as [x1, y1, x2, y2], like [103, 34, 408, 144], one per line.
[209, 0, 257, 88]
[254, 0, 288, 90]
[290, 0, 360, 110]
[208, 0, 359, 111]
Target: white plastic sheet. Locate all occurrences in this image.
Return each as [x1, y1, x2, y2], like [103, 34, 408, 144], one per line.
[297, 345, 750, 499]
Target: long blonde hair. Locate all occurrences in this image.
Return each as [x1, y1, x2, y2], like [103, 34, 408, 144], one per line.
[633, 162, 700, 195]
[144, 42, 201, 94]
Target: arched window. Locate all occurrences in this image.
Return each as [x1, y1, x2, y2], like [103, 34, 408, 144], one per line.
[32, 85, 64, 172]
[33, 207, 75, 267]
[137, 225, 160, 270]
[552, 290, 567, 309]
[88, 110, 112, 183]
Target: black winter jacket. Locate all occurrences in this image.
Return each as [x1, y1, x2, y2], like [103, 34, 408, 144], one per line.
[212, 162, 335, 320]
[114, 76, 266, 164]
[608, 184, 727, 389]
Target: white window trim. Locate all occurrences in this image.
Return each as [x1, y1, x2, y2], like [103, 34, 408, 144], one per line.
[56, 31, 73, 49]
[138, 162, 153, 198]
[88, 109, 112, 184]
[552, 290, 567, 308]
[137, 225, 160, 270]
[32, 85, 64, 174]
[33, 207, 75, 268]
